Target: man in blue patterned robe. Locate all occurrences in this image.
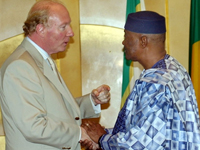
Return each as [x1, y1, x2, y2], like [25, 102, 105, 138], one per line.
[81, 11, 200, 150]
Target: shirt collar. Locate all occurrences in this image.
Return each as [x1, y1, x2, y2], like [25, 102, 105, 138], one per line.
[26, 37, 50, 60]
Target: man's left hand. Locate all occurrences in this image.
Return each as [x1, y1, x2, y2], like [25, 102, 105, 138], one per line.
[91, 84, 111, 105]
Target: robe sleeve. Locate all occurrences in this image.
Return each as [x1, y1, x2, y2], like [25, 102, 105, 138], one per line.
[100, 81, 171, 150]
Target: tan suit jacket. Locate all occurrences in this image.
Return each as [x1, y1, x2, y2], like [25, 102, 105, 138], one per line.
[0, 38, 99, 150]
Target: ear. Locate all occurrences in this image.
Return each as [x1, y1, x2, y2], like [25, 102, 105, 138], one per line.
[140, 36, 147, 48]
[35, 24, 45, 37]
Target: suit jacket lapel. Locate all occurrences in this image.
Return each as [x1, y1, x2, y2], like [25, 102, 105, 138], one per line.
[21, 38, 80, 116]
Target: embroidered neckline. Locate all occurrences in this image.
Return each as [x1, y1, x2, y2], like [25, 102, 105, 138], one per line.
[152, 54, 169, 69]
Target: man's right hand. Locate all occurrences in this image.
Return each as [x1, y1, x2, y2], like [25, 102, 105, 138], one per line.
[81, 121, 107, 143]
[80, 127, 100, 150]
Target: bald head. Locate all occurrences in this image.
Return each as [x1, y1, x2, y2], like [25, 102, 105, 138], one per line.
[23, 0, 65, 36]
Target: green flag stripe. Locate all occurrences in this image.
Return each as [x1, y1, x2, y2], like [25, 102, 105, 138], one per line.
[189, 0, 200, 74]
[189, 0, 200, 113]
[121, 0, 140, 97]
[126, 0, 140, 18]
[121, 0, 141, 107]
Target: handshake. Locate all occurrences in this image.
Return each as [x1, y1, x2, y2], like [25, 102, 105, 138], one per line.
[80, 121, 106, 150]
[80, 84, 110, 150]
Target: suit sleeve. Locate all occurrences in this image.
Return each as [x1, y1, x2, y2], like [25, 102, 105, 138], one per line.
[2, 60, 80, 149]
[75, 94, 100, 119]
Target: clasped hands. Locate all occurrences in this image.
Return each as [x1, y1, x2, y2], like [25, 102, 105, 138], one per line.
[80, 121, 106, 150]
[80, 84, 110, 150]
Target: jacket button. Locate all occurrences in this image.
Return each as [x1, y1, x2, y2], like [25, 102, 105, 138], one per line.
[62, 147, 71, 149]
[75, 117, 79, 120]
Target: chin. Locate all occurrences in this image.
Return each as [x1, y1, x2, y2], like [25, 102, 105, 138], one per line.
[125, 54, 131, 60]
[59, 48, 67, 52]
[61, 49, 66, 52]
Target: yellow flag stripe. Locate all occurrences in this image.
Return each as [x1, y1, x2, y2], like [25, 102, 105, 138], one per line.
[129, 61, 134, 80]
[191, 41, 200, 109]
[121, 83, 130, 108]
[121, 61, 134, 107]
[136, 3, 141, 11]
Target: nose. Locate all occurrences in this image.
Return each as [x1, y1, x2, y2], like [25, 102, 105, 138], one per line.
[66, 26, 74, 37]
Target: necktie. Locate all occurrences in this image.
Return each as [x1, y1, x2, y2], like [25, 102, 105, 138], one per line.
[47, 57, 61, 81]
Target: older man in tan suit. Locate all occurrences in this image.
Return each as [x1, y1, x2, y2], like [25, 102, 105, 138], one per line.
[0, 0, 110, 150]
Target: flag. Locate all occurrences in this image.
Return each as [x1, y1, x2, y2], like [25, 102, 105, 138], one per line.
[189, 0, 200, 109]
[121, 0, 145, 108]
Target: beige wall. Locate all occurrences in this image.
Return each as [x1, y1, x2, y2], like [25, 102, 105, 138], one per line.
[58, 0, 82, 97]
[167, 0, 190, 70]
[145, 0, 190, 70]
[81, 25, 124, 128]
[0, 0, 35, 41]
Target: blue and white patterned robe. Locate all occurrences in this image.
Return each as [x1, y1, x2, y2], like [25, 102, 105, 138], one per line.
[100, 55, 200, 150]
